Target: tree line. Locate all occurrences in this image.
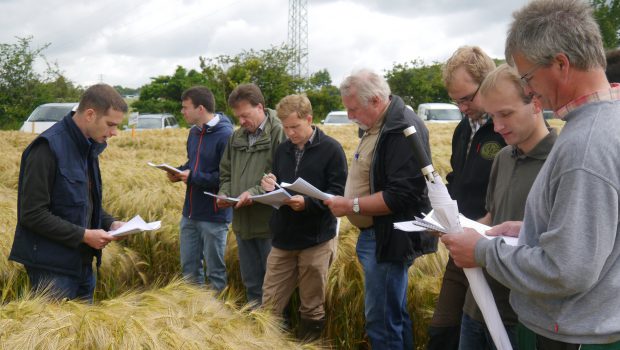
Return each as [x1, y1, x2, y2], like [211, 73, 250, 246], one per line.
[1, 0, 617, 129]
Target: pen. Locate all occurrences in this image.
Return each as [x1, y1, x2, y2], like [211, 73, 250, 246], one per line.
[263, 173, 282, 190]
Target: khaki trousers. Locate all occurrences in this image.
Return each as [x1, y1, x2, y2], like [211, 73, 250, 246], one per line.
[262, 238, 336, 320]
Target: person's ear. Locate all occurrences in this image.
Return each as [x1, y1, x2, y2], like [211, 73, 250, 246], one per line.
[555, 53, 570, 72]
[85, 108, 97, 122]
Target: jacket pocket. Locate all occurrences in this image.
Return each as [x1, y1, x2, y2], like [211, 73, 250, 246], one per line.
[51, 167, 88, 226]
[55, 167, 88, 206]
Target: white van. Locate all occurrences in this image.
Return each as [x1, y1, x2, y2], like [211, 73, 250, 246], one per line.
[417, 103, 462, 122]
[19, 102, 78, 133]
[321, 111, 353, 125]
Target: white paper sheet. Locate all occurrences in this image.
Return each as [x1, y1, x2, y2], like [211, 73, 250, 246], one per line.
[204, 191, 240, 203]
[249, 188, 292, 209]
[281, 178, 334, 200]
[418, 173, 513, 350]
[109, 215, 161, 237]
[395, 212, 518, 246]
[147, 161, 181, 174]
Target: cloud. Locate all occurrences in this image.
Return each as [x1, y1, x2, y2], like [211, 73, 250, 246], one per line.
[0, 0, 522, 88]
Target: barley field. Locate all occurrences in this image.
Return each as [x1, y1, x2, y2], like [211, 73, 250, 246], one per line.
[0, 120, 563, 349]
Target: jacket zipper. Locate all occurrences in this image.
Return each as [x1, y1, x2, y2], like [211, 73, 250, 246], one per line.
[189, 128, 206, 218]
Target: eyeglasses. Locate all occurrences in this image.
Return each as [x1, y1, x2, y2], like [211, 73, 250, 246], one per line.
[520, 64, 541, 85]
[453, 85, 481, 106]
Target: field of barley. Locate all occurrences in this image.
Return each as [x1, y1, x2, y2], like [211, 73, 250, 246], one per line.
[0, 120, 563, 349]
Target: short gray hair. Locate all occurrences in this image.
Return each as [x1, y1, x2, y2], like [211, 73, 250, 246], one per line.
[340, 69, 391, 105]
[505, 0, 606, 70]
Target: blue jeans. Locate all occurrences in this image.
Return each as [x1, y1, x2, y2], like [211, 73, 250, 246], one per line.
[26, 264, 96, 302]
[180, 217, 229, 292]
[459, 313, 518, 350]
[356, 228, 414, 350]
[235, 235, 272, 305]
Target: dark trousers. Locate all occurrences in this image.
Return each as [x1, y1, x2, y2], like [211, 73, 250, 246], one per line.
[26, 264, 96, 302]
[427, 256, 469, 350]
[520, 324, 620, 350]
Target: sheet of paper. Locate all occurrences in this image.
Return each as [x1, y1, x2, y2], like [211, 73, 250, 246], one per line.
[109, 215, 161, 237]
[204, 191, 240, 203]
[147, 161, 181, 174]
[394, 212, 518, 246]
[421, 173, 513, 350]
[281, 178, 334, 201]
[393, 220, 428, 232]
[250, 188, 292, 209]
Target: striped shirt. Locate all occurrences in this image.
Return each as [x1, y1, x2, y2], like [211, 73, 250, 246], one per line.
[293, 126, 317, 175]
[556, 83, 620, 119]
[247, 115, 268, 147]
[467, 114, 489, 156]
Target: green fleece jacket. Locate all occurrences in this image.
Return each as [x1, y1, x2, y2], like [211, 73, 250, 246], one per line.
[218, 108, 285, 239]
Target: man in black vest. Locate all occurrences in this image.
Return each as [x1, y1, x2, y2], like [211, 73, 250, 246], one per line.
[10, 84, 128, 302]
[428, 46, 506, 350]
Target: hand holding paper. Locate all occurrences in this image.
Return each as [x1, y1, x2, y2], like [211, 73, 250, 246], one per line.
[109, 215, 161, 237]
[402, 172, 513, 350]
[147, 162, 181, 175]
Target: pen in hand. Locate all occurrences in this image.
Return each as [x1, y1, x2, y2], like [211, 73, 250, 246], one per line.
[263, 173, 282, 190]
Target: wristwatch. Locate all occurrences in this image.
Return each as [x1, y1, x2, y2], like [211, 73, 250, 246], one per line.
[353, 197, 360, 214]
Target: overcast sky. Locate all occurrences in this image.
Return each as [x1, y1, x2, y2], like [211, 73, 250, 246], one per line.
[0, 0, 528, 88]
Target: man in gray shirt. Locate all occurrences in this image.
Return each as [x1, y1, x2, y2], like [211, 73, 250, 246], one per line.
[443, 0, 620, 348]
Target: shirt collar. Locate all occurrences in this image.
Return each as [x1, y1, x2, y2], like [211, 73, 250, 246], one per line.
[512, 128, 557, 160]
[296, 126, 317, 150]
[556, 83, 620, 119]
[247, 113, 268, 135]
[365, 101, 390, 135]
[469, 114, 489, 133]
[206, 114, 220, 127]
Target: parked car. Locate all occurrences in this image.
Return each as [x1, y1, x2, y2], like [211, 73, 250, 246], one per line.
[417, 103, 462, 122]
[130, 114, 180, 130]
[321, 111, 353, 125]
[19, 102, 78, 133]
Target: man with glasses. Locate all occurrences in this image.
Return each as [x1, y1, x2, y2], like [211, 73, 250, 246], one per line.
[443, 0, 620, 348]
[428, 46, 506, 350]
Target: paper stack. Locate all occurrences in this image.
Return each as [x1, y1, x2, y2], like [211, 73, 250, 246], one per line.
[109, 215, 161, 237]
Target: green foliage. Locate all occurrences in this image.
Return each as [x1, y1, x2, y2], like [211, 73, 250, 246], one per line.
[592, 0, 620, 49]
[385, 59, 450, 110]
[0, 36, 82, 130]
[219, 45, 305, 109]
[135, 46, 341, 125]
[132, 66, 214, 127]
[304, 69, 343, 122]
[113, 85, 140, 97]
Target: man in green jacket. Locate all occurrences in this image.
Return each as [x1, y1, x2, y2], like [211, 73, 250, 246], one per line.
[217, 83, 285, 305]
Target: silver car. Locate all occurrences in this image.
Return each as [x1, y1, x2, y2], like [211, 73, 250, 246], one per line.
[19, 102, 78, 133]
[133, 114, 180, 130]
[321, 111, 353, 125]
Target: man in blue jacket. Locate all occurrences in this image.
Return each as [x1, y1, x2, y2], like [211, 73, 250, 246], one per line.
[10, 84, 127, 302]
[167, 86, 233, 293]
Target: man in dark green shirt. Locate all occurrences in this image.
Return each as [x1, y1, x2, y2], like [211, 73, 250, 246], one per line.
[458, 64, 557, 349]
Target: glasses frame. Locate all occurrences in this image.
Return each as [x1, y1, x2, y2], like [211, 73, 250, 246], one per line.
[453, 85, 481, 106]
[519, 64, 542, 85]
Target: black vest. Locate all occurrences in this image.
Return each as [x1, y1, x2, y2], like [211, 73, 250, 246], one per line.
[10, 115, 106, 277]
